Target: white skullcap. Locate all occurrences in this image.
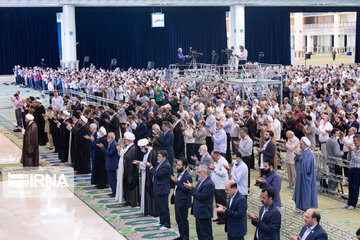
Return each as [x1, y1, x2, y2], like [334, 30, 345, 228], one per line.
[80, 115, 88, 124]
[99, 126, 107, 136]
[301, 137, 311, 147]
[90, 123, 97, 130]
[124, 132, 135, 142]
[36, 99, 43, 104]
[266, 115, 273, 123]
[63, 110, 70, 117]
[138, 138, 149, 147]
[80, 101, 87, 106]
[25, 114, 34, 121]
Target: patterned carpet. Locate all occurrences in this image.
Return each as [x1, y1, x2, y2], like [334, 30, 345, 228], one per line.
[0, 113, 187, 240]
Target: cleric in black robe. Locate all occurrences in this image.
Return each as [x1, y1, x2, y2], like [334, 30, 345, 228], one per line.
[172, 113, 185, 159]
[75, 116, 91, 174]
[69, 117, 80, 168]
[34, 99, 46, 145]
[122, 132, 140, 207]
[58, 111, 72, 163]
[93, 127, 108, 189]
[133, 138, 159, 217]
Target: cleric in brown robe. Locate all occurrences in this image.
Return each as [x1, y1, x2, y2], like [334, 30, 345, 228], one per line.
[19, 114, 39, 167]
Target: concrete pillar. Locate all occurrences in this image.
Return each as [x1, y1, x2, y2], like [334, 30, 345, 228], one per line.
[61, 5, 78, 70]
[333, 13, 342, 53]
[294, 13, 305, 59]
[306, 35, 314, 53]
[229, 5, 245, 52]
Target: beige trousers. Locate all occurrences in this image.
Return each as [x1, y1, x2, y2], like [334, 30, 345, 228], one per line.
[286, 162, 296, 187]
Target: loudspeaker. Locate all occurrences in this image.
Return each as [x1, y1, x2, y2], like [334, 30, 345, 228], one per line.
[305, 54, 311, 60]
[147, 61, 155, 69]
[111, 58, 117, 66]
[84, 56, 89, 62]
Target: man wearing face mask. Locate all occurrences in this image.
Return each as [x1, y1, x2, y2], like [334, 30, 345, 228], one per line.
[171, 158, 193, 240]
[255, 160, 282, 208]
[225, 152, 249, 199]
[133, 138, 158, 216]
[97, 132, 118, 197]
[345, 113, 359, 134]
[132, 113, 148, 146]
[326, 128, 344, 193]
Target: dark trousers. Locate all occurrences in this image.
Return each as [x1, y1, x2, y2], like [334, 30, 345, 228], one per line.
[343, 152, 349, 178]
[242, 156, 252, 188]
[347, 168, 360, 207]
[206, 137, 214, 153]
[195, 218, 213, 240]
[194, 143, 201, 161]
[15, 108, 23, 127]
[228, 236, 244, 240]
[155, 194, 170, 228]
[175, 206, 189, 239]
[226, 133, 231, 163]
[215, 189, 227, 221]
[107, 170, 117, 196]
[186, 143, 195, 165]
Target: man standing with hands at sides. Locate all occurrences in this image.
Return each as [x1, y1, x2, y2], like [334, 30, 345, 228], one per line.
[293, 137, 318, 211]
[184, 165, 215, 240]
[237, 45, 248, 68]
[209, 151, 229, 225]
[290, 208, 328, 240]
[257, 131, 276, 176]
[97, 132, 118, 197]
[145, 150, 172, 230]
[171, 158, 193, 240]
[216, 180, 247, 240]
[247, 188, 281, 240]
[19, 114, 39, 167]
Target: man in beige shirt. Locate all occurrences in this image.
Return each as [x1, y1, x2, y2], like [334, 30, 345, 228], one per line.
[281, 131, 300, 188]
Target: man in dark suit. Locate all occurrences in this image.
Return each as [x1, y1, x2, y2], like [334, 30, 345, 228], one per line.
[155, 121, 175, 167]
[216, 180, 247, 240]
[107, 106, 120, 141]
[257, 131, 275, 176]
[247, 187, 281, 240]
[345, 112, 359, 134]
[242, 110, 256, 140]
[98, 132, 119, 197]
[145, 150, 172, 230]
[133, 113, 148, 145]
[184, 165, 215, 240]
[290, 208, 328, 240]
[171, 158, 193, 240]
[98, 105, 110, 130]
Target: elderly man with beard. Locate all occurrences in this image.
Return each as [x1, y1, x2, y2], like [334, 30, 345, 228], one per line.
[19, 114, 39, 167]
[293, 137, 318, 211]
[132, 138, 158, 216]
[115, 132, 139, 206]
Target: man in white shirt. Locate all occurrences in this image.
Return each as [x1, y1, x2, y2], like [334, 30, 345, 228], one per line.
[209, 151, 229, 225]
[226, 151, 248, 198]
[315, 114, 333, 156]
[205, 108, 216, 153]
[51, 91, 63, 111]
[237, 45, 248, 66]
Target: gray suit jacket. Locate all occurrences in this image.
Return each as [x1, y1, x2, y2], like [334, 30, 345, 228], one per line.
[196, 152, 213, 166]
[326, 137, 343, 158]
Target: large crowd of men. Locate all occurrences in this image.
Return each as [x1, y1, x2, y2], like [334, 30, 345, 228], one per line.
[13, 63, 360, 239]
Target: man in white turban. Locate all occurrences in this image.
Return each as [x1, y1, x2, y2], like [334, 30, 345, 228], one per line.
[19, 114, 39, 167]
[115, 131, 139, 206]
[132, 138, 158, 216]
[293, 137, 318, 211]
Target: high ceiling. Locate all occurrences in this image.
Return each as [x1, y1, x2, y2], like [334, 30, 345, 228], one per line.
[1, 0, 360, 7]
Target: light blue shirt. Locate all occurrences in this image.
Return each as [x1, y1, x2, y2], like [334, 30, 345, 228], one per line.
[212, 129, 227, 154]
[302, 224, 317, 240]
